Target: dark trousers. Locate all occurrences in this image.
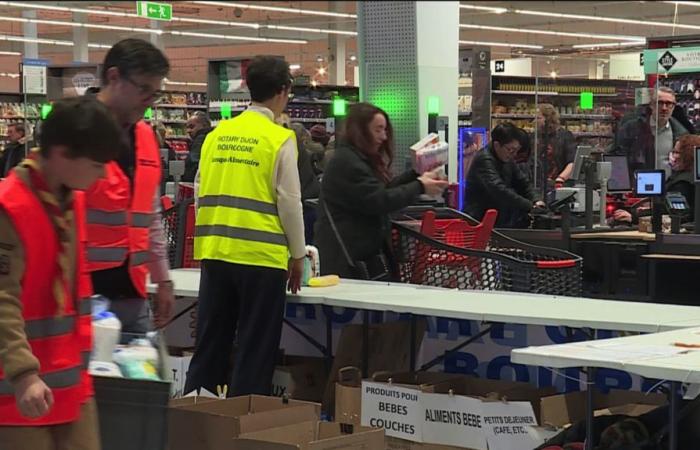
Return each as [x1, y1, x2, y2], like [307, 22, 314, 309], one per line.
[184, 259, 286, 397]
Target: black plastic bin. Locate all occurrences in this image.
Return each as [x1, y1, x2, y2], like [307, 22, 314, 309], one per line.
[94, 375, 170, 450]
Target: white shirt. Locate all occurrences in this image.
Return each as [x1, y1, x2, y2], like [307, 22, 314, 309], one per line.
[194, 105, 306, 259]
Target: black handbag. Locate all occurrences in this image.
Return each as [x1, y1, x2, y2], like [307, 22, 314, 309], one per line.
[322, 199, 392, 281]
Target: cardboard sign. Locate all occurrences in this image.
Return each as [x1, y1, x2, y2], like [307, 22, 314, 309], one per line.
[361, 381, 423, 442]
[421, 392, 486, 450]
[480, 401, 539, 450]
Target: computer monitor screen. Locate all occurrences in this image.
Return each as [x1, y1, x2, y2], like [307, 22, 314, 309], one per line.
[634, 170, 665, 196]
[570, 145, 594, 183]
[602, 155, 632, 192]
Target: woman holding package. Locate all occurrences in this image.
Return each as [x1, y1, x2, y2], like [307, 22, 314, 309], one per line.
[315, 102, 448, 280]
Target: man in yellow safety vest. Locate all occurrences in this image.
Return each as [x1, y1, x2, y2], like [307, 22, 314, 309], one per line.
[185, 56, 305, 396]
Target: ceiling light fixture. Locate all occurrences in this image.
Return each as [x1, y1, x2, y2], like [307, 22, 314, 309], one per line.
[169, 30, 307, 45]
[0, 34, 73, 46]
[317, 67, 326, 75]
[459, 40, 543, 49]
[0, 14, 162, 34]
[265, 24, 356, 36]
[193, 1, 357, 19]
[164, 78, 207, 87]
[572, 41, 646, 49]
[289, 64, 301, 70]
[513, 8, 700, 31]
[0, 1, 261, 29]
[663, 1, 700, 6]
[459, 4, 508, 13]
[0, 50, 20, 55]
[459, 23, 644, 41]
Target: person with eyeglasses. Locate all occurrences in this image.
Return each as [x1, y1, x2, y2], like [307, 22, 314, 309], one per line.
[465, 123, 543, 228]
[186, 56, 306, 397]
[613, 86, 689, 179]
[84, 38, 174, 336]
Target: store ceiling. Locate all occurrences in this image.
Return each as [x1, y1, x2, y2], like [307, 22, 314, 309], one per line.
[0, 1, 697, 85]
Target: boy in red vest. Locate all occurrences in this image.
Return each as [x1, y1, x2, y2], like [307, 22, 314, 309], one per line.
[0, 96, 126, 450]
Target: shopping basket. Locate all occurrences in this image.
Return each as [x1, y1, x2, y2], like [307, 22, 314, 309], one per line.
[162, 197, 198, 269]
[391, 207, 582, 296]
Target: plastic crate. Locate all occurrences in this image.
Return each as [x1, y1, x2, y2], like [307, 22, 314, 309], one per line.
[94, 376, 170, 450]
[392, 207, 582, 296]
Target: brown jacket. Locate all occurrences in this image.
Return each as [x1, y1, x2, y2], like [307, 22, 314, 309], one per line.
[0, 166, 78, 383]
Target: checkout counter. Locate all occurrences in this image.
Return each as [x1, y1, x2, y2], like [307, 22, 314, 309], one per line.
[497, 148, 700, 304]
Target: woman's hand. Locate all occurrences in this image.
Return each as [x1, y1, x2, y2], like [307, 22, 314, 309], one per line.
[418, 174, 449, 196]
[613, 209, 632, 223]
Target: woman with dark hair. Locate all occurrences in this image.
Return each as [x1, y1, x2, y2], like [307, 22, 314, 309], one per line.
[314, 102, 448, 279]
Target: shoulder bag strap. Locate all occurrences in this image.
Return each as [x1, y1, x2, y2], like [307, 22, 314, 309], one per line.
[322, 198, 356, 269]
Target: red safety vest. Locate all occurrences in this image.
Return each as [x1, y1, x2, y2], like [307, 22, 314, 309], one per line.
[0, 172, 92, 426]
[84, 121, 162, 298]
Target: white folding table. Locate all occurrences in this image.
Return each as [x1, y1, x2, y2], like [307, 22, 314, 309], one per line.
[512, 327, 700, 450]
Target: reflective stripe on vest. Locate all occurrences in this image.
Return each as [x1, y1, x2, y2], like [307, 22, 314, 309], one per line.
[87, 247, 128, 263]
[0, 366, 81, 395]
[131, 213, 153, 228]
[86, 209, 128, 226]
[78, 298, 92, 316]
[195, 110, 294, 270]
[25, 316, 76, 339]
[131, 251, 150, 266]
[198, 195, 278, 215]
[195, 224, 287, 246]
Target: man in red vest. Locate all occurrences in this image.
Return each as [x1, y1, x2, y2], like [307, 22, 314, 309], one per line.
[85, 39, 174, 333]
[0, 97, 125, 449]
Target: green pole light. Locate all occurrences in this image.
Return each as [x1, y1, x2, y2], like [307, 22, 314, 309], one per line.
[332, 98, 347, 117]
[427, 96, 440, 115]
[40, 103, 52, 120]
[580, 91, 593, 110]
[143, 107, 153, 120]
[220, 102, 232, 119]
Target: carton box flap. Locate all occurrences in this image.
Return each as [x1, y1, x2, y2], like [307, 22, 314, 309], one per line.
[249, 394, 321, 414]
[540, 390, 667, 427]
[237, 405, 319, 435]
[236, 421, 384, 450]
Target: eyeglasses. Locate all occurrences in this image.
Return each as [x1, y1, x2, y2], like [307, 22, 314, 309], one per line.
[123, 75, 165, 102]
[502, 143, 521, 153]
[657, 100, 676, 108]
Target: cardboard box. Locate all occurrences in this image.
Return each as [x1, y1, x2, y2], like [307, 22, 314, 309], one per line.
[167, 395, 321, 450]
[234, 421, 384, 450]
[273, 356, 329, 402]
[334, 368, 463, 427]
[164, 353, 193, 398]
[339, 372, 555, 450]
[324, 319, 428, 414]
[387, 436, 474, 450]
[540, 390, 667, 428]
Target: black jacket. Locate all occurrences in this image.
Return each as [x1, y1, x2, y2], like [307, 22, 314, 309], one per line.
[464, 145, 535, 228]
[183, 127, 211, 182]
[297, 138, 320, 201]
[532, 127, 577, 187]
[314, 142, 424, 278]
[612, 107, 688, 174]
[667, 170, 695, 221]
[0, 142, 25, 178]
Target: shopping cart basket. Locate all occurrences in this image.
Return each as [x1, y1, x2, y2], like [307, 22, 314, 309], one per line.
[391, 207, 582, 296]
[162, 197, 199, 269]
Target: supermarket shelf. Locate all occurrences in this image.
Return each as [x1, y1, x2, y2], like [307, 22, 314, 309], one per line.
[290, 99, 333, 104]
[571, 132, 614, 138]
[158, 119, 187, 124]
[156, 104, 207, 109]
[492, 90, 617, 97]
[165, 135, 188, 139]
[492, 113, 535, 119]
[560, 114, 612, 120]
[492, 90, 558, 96]
[291, 117, 328, 123]
[492, 113, 613, 120]
[208, 106, 246, 112]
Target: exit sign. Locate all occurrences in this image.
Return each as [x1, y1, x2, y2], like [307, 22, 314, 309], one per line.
[136, 1, 172, 21]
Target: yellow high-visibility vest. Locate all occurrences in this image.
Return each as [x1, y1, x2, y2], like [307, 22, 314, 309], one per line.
[195, 109, 295, 270]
